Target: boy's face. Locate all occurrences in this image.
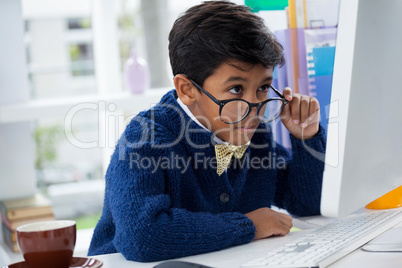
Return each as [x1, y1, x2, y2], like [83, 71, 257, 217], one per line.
[190, 60, 273, 145]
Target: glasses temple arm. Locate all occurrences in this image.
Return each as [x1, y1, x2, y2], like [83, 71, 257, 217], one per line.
[270, 85, 285, 98]
[183, 75, 221, 105]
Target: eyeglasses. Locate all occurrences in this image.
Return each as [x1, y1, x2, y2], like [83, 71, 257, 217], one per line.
[185, 76, 289, 124]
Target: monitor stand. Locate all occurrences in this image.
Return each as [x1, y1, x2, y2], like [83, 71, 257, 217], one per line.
[365, 186, 402, 209]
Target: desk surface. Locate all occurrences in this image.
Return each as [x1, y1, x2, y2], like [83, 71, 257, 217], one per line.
[92, 221, 402, 268]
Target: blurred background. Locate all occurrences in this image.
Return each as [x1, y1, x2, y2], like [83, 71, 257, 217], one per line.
[0, 0, 338, 263]
[5, 0, 247, 228]
[2, 1, 250, 262]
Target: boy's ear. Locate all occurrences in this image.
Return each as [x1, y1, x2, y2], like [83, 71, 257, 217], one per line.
[174, 74, 197, 106]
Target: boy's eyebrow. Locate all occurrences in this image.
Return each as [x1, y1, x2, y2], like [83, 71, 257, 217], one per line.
[223, 76, 248, 84]
[223, 76, 273, 84]
[260, 76, 273, 84]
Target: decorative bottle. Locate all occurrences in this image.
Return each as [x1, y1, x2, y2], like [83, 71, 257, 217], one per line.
[124, 50, 150, 94]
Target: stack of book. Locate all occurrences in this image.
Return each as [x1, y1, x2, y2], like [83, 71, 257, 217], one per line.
[0, 193, 55, 252]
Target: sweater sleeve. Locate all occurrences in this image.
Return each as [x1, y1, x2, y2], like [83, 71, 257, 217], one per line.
[103, 129, 255, 262]
[274, 125, 326, 216]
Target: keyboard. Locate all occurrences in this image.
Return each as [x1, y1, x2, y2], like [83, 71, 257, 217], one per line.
[242, 209, 402, 268]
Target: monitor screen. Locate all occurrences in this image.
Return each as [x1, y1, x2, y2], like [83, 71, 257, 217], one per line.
[320, 0, 402, 218]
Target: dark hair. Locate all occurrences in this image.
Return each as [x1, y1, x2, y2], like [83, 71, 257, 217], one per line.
[168, 0, 285, 88]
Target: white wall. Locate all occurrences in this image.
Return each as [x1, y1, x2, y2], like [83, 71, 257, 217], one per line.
[0, 0, 36, 199]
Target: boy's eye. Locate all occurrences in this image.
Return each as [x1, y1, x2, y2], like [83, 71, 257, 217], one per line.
[258, 84, 271, 92]
[229, 86, 242, 94]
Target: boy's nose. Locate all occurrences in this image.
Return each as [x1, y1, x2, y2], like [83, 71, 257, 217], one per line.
[248, 106, 258, 115]
[243, 95, 263, 118]
[244, 106, 259, 121]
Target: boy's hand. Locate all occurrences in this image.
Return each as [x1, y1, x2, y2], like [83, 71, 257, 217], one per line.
[245, 207, 293, 240]
[280, 87, 320, 140]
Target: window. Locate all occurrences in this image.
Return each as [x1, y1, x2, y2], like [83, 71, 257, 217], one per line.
[67, 18, 91, 30]
[117, 0, 230, 89]
[1, 0, 242, 232]
[18, 0, 102, 229]
[69, 43, 95, 77]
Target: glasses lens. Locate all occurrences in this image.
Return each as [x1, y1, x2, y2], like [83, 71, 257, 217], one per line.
[259, 99, 284, 122]
[220, 100, 249, 123]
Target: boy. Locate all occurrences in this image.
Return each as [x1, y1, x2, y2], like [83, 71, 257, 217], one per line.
[88, 1, 326, 262]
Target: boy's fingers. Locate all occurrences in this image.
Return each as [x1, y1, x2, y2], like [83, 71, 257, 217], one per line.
[277, 212, 293, 229]
[283, 213, 292, 221]
[290, 94, 301, 124]
[282, 220, 293, 230]
[271, 223, 291, 237]
[308, 97, 320, 122]
[300, 95, 310, 127]
[279, 224, 291, 235]
[283, 87, 293, 101]
[281, 100, 291, 119]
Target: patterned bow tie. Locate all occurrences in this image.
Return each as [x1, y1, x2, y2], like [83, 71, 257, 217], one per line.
[215, 142, 249, 176]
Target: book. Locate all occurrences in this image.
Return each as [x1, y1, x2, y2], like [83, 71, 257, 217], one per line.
[0, 193, 53, 221]
[2, 231, 19, 252]
[1, 213, 55, 231]
[2, 223, 16, 243]
[2, 223, 19, 252]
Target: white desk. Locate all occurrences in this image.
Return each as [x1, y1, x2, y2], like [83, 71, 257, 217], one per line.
[92, 221, 402, 268]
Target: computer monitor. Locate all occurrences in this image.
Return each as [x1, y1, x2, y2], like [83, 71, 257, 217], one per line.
[320, 0, 402, 218]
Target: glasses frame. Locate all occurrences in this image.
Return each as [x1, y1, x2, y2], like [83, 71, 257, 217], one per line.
[185, 75, 289, 124]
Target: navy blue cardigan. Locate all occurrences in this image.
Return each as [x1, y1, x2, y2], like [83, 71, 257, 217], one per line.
[88, 89, 326, 262]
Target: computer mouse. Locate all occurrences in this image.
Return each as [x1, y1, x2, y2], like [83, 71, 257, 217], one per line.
[153, 260, 214, 268]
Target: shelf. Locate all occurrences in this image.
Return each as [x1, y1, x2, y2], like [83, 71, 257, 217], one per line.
[0, 88, 170, 124]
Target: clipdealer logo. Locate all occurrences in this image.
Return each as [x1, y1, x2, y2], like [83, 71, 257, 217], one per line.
[63, 100, 338, 166]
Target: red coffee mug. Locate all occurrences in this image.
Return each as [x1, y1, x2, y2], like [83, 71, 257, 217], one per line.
[16, 220, 76, 268]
